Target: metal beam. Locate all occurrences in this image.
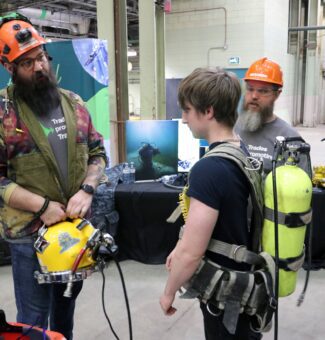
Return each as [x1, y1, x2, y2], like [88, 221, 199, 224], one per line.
[289, 25, 325, 31]
[114, 0, 129, 162]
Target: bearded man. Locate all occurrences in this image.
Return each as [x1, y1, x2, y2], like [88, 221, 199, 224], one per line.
[0, 13, 107, 339]
[235, 57, 302, 174]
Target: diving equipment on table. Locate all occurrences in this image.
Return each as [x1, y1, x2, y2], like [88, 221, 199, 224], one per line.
[312, 166, 325, 188]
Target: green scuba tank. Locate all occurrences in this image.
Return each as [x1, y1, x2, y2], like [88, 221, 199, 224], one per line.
[262, 163, 312, 297]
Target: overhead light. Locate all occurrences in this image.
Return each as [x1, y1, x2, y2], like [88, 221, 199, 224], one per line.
[128, 61, 133, 71]
[127, 50, 137, 57]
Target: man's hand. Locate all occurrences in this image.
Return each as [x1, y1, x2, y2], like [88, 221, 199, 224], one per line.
[66, 190, 93, 219]
[159, 293, 177, 316]
[40, 201, 66, 226]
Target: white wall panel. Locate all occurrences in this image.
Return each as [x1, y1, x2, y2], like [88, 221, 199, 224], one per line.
[166, 0, 266, 78]
[165, 0, 298, 124]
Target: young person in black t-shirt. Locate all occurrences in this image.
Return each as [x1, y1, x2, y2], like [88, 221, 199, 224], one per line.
[159, 68, 262, 340]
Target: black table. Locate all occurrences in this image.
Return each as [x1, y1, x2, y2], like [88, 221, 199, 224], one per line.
[115, 182, 183, 264]
[114, 183, 325, 267]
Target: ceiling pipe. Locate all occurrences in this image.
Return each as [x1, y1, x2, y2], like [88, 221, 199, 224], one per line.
[289, 25, 325, 31]
[18, 7, 90, 35]
[66, 0, 96, 9]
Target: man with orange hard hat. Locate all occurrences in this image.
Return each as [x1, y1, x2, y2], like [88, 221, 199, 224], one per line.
[235, 57, 302, 174]
[0, 12, 107, 339]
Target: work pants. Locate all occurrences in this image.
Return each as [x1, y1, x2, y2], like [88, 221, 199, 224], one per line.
[200, 302, 263, 340]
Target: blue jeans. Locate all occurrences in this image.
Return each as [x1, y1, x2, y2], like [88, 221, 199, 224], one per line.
[9, 242, 83, 340]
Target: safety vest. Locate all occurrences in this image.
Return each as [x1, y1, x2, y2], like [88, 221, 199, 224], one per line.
[167, 143, 276, 335]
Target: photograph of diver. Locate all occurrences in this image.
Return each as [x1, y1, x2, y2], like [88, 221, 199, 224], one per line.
[125, 120, 178, 180]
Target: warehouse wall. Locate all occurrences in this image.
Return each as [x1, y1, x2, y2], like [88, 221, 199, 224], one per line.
[128, 0, 325, 125]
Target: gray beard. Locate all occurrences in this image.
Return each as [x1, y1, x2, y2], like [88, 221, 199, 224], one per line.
[236, 110, 263, 132]
[237, 102, 274, 132]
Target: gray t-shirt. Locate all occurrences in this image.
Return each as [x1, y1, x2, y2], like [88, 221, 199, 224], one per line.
[37, 105, 68, 190]
[235, 117, 308, 175]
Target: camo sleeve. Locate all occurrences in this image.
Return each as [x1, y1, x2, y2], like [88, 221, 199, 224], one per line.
[0, 130, 18, 204]
[87, 117, 108, 169]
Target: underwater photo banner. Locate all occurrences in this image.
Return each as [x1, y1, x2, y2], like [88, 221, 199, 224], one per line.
[125, 120, 178, 180]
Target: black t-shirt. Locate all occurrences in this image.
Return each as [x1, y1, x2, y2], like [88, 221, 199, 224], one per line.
[187, 142, 251, 271]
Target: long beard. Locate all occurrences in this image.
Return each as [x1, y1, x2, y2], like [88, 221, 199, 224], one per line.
[237, 101, 274, 132]
[13, 68, 60, 116]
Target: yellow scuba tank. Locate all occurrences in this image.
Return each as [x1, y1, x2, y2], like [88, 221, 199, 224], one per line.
[262, 162, 312, 297]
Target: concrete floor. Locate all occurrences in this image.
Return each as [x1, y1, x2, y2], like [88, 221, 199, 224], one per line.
[1, 124, 325, 340]
[1, 261, 325, 340]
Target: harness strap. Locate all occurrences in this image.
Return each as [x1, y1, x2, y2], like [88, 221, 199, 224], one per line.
[264, 206, 312, 227]
[222, 272, 251, 334]
[259, 252, 276, 287]
[238, 251, 276, 332]
[166, 205, 182, 223]
[180, 259, 224, 301]
[207, 239, 264, 266]
[249, 270, 277, 332]
[204, 144, 264, 253]
[278, 250, 305, 272]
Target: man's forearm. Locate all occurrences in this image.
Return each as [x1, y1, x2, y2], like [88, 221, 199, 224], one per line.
[8, 185, 47, 214]
[82, 157, 106, 188]
[164, 244, 202, 297]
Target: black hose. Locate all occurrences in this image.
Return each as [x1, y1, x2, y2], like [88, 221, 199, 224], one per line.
[297, 151, 313, 306]
[100, 264, 120, 340]
[271, 158, 279, 340]
[99, 254, 133, 340]
[112, 258, 133, 340]
[162, 182, 184, 190]
[297, 221, 312, 306]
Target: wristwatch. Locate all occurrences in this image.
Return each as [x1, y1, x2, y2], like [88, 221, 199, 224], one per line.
[80, 184, 95, 194]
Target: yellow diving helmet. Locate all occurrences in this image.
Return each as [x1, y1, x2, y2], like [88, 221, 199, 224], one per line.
[34, 218, 101, 284]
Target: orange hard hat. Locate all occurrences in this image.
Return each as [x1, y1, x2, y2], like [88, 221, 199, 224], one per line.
[244, 57, 283, 86]
[0, 13, 46, 63]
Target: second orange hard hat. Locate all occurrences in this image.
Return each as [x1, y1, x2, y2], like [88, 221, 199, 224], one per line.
[244, 57, 283, 87]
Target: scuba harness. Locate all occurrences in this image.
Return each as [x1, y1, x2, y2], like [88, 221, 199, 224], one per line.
[168, 140, 313, 337]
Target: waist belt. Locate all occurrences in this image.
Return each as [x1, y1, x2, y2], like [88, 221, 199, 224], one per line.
[180, 254, 276, 334]
[179, 227, 276, 335]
